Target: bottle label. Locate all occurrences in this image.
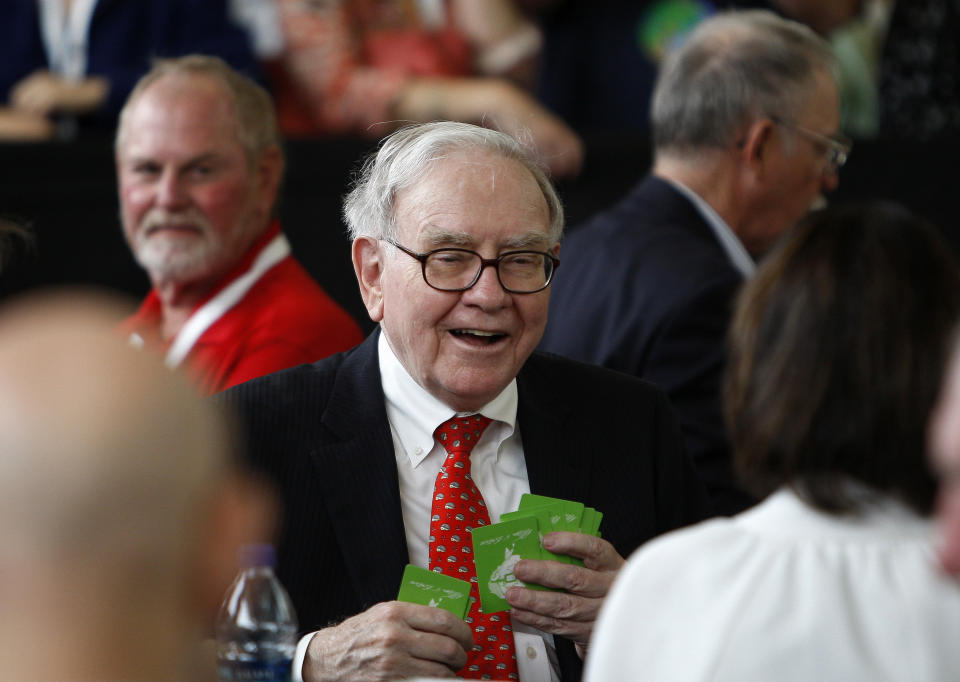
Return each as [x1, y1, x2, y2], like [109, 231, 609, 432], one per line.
[217, 659, 293, 682]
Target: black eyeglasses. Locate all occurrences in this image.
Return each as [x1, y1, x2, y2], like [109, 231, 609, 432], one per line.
[384, 240, 559, 294]
[771, 116, 852, 172]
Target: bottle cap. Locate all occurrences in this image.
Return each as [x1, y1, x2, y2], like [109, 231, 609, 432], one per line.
[237, 543, 277, 568]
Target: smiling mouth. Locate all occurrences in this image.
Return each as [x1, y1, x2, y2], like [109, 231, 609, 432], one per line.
[450, 329, 508, 345]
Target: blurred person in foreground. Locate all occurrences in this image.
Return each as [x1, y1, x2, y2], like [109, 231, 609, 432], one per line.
[928, 331, 960, 576]
[116, 55, 363, 395]
[585, 203, 960, 681]
[222, 121, 709, 681]
[0, 290, 274, 681]
[540, 9, 848, 515]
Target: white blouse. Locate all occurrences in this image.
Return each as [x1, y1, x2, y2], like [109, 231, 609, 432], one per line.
[585, 487, 960, 682]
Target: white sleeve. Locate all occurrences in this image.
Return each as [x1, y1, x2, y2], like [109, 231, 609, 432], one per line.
[291, 631, 316, 682]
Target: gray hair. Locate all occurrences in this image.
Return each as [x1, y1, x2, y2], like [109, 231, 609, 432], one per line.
[343, 121, 564, 244]
[651, 10, 838, 154]
[115, 54, 281, 166]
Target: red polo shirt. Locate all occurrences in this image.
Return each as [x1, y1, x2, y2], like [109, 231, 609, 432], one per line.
[122, 223, 364, 394]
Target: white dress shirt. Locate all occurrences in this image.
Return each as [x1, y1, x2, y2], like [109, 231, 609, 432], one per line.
[38, 0, 98, 80]
[585, 486, 960, 682]
[294, 332, 558, 681]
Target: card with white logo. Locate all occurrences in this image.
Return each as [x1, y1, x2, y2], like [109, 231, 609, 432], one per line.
[502, 505, 569, 564]
[397, 564, 471, 619]
[471, 517, 543, 613]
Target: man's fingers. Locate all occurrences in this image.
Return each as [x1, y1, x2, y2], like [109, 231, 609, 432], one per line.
[540, 532, 625, 571]
[404, 629, 470, 672]
[505, 584, 600, 621]
[512, 558, 611, 597]
[395, 602, 475, 652]
[304, 602, 473, 681]
[508, 602, 597, 643]
[372, 601, 473, 650]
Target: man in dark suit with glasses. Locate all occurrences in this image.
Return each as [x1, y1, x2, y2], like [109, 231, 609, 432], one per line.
[223, 120, 709, 682]
[540, 10, 849, 517]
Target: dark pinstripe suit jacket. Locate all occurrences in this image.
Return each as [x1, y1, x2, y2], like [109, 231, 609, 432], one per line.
[221, 330, 709, 681]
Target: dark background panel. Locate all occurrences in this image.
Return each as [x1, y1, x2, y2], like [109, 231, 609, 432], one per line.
[0, 134, 954, 335]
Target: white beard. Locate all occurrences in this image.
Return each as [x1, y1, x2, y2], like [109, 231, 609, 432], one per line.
[130, 208, 233, 285]
[134, 231, 220, 283]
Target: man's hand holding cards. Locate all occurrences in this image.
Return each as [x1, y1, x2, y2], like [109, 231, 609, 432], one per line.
[486, 494, 623, 659]
[478, 493, 603, 597]
[397, 494, 622, 661]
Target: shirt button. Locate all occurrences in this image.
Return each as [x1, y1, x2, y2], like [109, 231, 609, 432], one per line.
[526, 646, 537, 660]
[414, 446, 423, 455]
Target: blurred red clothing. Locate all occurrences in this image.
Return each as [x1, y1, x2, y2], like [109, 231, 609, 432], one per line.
[122, 223, 364, 394]
[269, 0, 473, 136]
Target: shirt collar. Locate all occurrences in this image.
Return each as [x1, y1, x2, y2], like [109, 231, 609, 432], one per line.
[378, 331, 518, 468]
[121, 221, 282, 347]
[662, 177, 756, 278]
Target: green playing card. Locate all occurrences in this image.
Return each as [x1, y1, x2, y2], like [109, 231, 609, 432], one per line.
[471, 517, 543, 613]
[581, 507, 603, 537]
[512, 503, 574, 563]
[501, 507, 567, 567]
[518, 494, 589, 564]
[518, 493, 565, 511]
[396, 564, 471, 619]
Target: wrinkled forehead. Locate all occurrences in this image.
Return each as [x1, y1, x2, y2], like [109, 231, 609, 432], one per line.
[394, 151, 551, 246]
[119, 73, 242, 154]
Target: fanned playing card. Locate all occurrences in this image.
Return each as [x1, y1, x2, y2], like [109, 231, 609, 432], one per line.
[471, 517, 543, 612]
[504, 504, 571, 564]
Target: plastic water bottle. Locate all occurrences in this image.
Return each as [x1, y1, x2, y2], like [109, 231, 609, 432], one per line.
[216, 544, 299, 682]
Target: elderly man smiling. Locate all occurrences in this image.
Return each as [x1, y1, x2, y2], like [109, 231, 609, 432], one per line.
[223, 121, 709, 681]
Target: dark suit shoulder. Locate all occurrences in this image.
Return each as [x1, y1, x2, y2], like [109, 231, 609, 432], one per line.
[557, 176, 741, 300]
[522, 349, 667, 408]
[217, 339, 376, 472]
[221, 350, 344, 416]
[542, 175, 743, 374]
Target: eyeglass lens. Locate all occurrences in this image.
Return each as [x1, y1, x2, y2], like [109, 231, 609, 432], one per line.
[424, 250, 553, 292]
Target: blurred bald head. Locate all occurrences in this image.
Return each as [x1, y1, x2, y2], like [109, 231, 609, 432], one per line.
[0, 291, 229, 560]
[0, 291, 246, 680]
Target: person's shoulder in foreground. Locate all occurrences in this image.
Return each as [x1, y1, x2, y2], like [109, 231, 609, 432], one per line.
[586, 487, 960, 681]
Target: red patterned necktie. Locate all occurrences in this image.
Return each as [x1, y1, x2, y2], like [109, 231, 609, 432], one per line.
[429, 415, 519, 680]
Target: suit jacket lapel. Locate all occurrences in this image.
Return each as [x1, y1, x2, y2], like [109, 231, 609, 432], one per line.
[313, 331, 409, 607]
[516, 356, 589, 503]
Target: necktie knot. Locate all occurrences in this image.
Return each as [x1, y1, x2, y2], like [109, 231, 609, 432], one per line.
[434, 415, 493, 456]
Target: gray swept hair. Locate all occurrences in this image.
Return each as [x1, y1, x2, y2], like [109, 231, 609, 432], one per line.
[651, 9, 838, 154]
[343, 121, 564, 244]
[115, 54, 281, 167]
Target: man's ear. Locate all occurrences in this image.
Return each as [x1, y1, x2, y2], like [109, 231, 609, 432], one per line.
[739, 118, 776, 180]
[353, 236, 385, 323]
